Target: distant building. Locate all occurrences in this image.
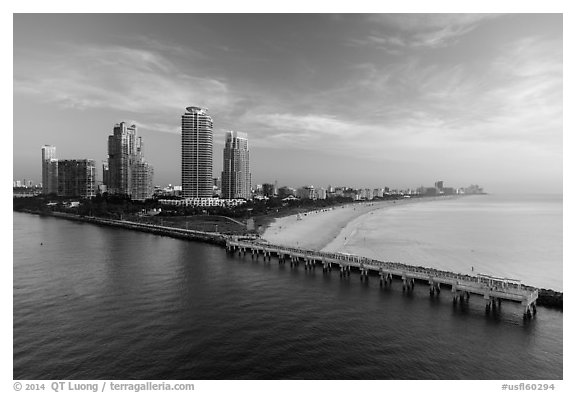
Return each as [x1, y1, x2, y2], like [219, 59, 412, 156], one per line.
[334, 187, 345, 197]
[342, 188, 358, 200]
[221, 130, 251, 199]
[212, 177, 222, 198]
[41, 145, 58, 194]
[107, 122, 137, 195]
[157, 184, 183, 197]
[296, 186, 316, 200]
[262, 183, 275, 197]
[57, 159, 96, 198]
[106, 122, 153, 200]
[360, 188, 374, 200]
[435, 180, 444, 192]
[130, 137, 154, 201]
[131, 159, 154, 201]
[102, 161, 110, 191]
[159, 197, 246, 208]
[182, 106, 213, 198]
[367, 188, 374, 200]
[212, 177, 222, 197]
[317, 188, 327, 200]
[464, 184, 484, 194]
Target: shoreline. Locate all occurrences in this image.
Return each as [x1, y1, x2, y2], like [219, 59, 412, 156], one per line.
[13, 208, 562, 309]
[260, 195, 563, 308]
[261, 196, 456, 250]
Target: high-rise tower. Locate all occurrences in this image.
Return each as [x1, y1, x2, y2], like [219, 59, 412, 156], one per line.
[41, 145, 58, 194]
[131, 136, 154, 201]
[182, 106, 213, 198]
[57, 159, 96, 198]
[107, 122, 137, 195]
[222, 131, 251, 199]
[105, 122, 153, 199]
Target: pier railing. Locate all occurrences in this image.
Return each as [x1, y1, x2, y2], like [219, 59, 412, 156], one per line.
[226, 238, 539, 317]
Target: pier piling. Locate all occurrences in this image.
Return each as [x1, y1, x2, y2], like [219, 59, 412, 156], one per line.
[225, 238, 539, 320]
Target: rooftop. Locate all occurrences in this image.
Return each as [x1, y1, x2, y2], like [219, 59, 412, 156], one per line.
[185, 106, 208, 114]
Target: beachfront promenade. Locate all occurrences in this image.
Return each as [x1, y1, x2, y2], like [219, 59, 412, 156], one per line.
[227, 237, 539, 319]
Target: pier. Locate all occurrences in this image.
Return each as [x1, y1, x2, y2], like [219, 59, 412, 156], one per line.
[226, 238, 539, 319]
[25, 210, 546, 316]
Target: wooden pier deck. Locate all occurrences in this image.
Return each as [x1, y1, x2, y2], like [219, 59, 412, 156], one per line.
[226, 238, 539, 319]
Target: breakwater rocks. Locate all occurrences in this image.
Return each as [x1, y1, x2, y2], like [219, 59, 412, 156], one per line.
[536, 289, 563, 310]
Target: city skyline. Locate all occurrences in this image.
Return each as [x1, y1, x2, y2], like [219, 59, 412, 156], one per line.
[13, 14, 562, 193]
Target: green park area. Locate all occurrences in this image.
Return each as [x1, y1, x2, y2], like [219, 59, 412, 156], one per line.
[13, 193, 403, 236]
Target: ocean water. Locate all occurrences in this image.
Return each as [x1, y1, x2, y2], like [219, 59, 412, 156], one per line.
[13, 210, 562, 380]
[328, 194, 562, 291]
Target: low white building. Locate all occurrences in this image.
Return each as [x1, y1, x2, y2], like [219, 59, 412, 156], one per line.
[159, 197, 246, 208]
[374, 188, 385, 198]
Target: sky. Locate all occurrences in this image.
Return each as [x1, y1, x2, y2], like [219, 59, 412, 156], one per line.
[13, 13, 563, 193]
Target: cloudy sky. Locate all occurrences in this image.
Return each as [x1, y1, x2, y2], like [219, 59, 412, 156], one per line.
[13, 14, 562, 193]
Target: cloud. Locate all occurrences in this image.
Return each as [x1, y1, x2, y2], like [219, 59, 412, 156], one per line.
[14, 42, 234, 119]
[124, 120, 181, 135]
[236, 30, 561, 166]
[13, 25, 561, 170]
[353, 32, 559, 138]
[355, 14, 501, 50]
[239, 111, 363, 148]
[249, 112, 362, 136]
[347, 35, 406, 55]
[368, 14, 497, 32]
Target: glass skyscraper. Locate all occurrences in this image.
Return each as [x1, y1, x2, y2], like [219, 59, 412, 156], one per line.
[222, 131, 251, 200]
[181, 107, 213, 198]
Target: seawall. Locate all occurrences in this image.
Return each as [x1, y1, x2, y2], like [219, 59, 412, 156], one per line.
[20, 210, 229, 246]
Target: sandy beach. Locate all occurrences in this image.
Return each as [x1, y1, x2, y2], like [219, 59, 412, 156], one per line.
[261, 197, 446, 250]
